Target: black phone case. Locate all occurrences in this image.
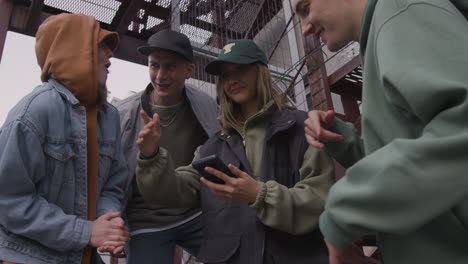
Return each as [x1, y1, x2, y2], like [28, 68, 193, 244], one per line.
[192, 155, 236, 184]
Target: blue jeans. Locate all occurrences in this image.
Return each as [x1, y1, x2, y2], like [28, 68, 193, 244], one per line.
[127, 216, 203, 264]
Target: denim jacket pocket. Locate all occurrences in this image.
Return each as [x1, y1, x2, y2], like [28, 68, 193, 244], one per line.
[43, 142, 76, 203]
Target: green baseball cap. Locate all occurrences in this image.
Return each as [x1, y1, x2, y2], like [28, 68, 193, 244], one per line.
[205, 39, 268, 75]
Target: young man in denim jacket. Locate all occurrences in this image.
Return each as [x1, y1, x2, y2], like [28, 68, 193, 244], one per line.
[0, 14, 130, 264]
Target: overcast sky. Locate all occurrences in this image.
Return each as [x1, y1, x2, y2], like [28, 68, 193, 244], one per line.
[0, 31, 149, 125]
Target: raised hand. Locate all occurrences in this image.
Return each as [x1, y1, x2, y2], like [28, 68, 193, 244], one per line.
[137, 110, 161, 157]
[89, 212, 130, 252]
[304, 110, 343, 149]
[200, 164, 260, 203]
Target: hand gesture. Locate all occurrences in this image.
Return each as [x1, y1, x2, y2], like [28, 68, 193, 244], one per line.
[304, 110, 343, 149]
[137, 110, 161, 157]
[200, 164, 260, 203]
[89, 212, 130, 254]
[97, 215, 129, 256]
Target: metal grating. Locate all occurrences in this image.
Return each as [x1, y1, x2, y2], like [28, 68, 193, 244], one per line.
[44, 0, 121, 24]
[343, 66, 363, 86]
[7, 0, 361, 112]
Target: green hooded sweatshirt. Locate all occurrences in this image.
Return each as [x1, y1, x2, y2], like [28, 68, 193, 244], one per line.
[319, 0, 468, 263]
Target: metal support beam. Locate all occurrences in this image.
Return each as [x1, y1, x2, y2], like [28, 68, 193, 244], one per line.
[185, 0, 215, 17]
[25, 0, 44, 34]
[111, 0, 145, 35]
[340, 89, 361, 123]
[113, 33, 147, 65]
[142, 3, 243, 40]
[328, 56, 362, 129]
[223, 0, 245, 27]
[8, 5, 40, 34]
[170, 0, 180, 31]
[331, 79, 362, 99]
[244, 0, 282, 39]
[0, 0, 13, 63]
[304, 34, 333, 111]
[205, 1, 227, 48]
[328, 55, 361, 86]
[243, 0, 267, 39]
[283, 0, 307, 111]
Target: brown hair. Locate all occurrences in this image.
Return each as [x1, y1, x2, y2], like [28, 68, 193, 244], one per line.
[217, 63, 289, 134]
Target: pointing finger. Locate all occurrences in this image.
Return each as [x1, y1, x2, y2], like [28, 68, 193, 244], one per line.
[140, 110, 151, 125]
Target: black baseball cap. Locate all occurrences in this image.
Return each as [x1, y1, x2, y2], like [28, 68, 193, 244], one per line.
[137, 29, 194, 62]
[205, 39, 268, 75]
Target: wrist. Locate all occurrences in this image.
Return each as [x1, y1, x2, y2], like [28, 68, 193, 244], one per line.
[249, 182, 267, 208]
[250, 182, 260, 203]
[141, 146, 160, 159]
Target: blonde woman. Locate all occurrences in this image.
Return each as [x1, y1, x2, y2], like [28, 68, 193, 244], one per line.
[135, 39, 335, 264]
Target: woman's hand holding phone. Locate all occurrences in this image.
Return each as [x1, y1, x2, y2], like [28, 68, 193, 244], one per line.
[199, 161, 260, 203]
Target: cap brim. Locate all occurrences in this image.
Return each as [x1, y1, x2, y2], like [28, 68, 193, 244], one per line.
[205, 56, 258, 75]
[137, 46, 164, 56]
[137, 46, 192, 63]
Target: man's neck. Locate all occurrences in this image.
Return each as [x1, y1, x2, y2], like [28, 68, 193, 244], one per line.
[151, 90, 184, 107]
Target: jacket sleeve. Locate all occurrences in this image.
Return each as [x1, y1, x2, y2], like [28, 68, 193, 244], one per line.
[320, 3, 468, 249]
[250, 146, 335, 235]
[325, 118, 365, 168]
[136, 147, 201, 208]
[0, 120, 91, 252]
[97, 117, 127, 216]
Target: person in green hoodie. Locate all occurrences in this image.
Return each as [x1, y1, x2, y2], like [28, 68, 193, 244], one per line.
[290, 0, 468, 264]
[135, 39, 335, 264]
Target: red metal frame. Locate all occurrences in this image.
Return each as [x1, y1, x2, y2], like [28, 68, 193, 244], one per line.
[0, 0, 13, 63]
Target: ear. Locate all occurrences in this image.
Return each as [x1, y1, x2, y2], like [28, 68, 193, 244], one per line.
[185, 63, 195, 79]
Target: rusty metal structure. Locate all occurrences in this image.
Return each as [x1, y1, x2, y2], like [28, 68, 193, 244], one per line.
[0, 0, 362, 122]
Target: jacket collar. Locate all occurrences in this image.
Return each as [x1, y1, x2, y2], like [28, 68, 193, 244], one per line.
[215, 108, 298, 175]
[217, 108, 297, 142]
[49, 78, 80, 106]
[217, 131, 253, 175]
[265, 108, 297, 141]
[49, 78, 109, 113]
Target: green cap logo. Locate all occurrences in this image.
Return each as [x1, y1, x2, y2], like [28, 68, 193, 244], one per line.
[222, 43, 236, 54]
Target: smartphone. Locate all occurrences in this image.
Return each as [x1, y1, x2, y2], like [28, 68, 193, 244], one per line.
[192, 155, 237, 184]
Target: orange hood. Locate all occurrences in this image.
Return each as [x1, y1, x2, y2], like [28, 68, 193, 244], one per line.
[35, 13, 118, 107]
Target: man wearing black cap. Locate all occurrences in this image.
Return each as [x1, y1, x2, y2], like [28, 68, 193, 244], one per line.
[114, 29, 219, 264]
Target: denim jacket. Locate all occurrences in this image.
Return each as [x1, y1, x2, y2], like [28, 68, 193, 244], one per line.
[0, 79, 127, 264]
